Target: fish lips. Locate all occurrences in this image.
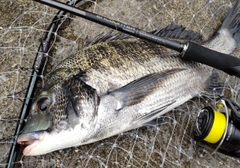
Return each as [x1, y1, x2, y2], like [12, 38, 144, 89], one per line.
[17, 132, 43, 155]
[17, 111, 53, 155]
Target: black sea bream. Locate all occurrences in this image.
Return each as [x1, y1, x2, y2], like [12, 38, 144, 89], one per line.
[18, 0, 240, 156]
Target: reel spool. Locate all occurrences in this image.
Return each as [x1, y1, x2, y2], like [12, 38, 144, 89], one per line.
[193, 98, 240, 157]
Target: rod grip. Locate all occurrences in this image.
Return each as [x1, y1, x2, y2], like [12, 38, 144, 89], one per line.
[182, 41, 240, 78]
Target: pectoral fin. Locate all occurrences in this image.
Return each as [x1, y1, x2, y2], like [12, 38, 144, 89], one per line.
[108, 69, 183, 110]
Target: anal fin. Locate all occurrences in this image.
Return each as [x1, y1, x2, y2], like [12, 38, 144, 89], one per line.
[142, 116, 170, 127]
[203, 70, 224, 97]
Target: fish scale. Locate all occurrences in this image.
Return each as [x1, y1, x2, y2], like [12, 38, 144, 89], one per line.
[84, 40, 207, 94]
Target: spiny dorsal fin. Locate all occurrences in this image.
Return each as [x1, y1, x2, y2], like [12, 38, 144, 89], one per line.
[108, 68, 184, 110]
[83, 30, 130, 47]
[151, 23, 202, 42]
[83, 23, 202, 47]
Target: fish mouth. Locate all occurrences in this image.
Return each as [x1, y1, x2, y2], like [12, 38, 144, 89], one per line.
[17, 132, 43, 156]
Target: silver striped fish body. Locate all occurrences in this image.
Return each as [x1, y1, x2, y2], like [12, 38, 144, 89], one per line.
[55, 39, 210, 142]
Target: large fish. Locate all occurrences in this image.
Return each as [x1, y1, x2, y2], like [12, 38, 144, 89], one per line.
[18, 0, 240, 156]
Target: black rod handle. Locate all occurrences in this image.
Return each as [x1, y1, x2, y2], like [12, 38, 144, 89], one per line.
[182, 42, 240, 78]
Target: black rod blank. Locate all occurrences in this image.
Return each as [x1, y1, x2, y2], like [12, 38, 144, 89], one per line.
[34, 0, 184, 52]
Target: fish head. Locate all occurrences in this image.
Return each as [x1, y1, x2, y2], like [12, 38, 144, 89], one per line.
[17, 75, 99, 156]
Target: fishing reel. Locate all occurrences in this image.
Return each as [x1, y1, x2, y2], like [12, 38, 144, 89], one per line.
[193, 97, 240, 158]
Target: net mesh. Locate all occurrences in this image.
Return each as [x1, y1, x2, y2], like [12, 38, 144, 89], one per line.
[1, 0, 240, 167]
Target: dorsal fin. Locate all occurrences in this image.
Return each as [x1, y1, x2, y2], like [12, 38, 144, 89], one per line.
[151, 23, 202, 42]
[83, 30, 130, 47]
[83, 23, 202, 47]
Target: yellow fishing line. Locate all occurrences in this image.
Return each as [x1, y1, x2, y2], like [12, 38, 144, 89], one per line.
[204, 111, 226, 143]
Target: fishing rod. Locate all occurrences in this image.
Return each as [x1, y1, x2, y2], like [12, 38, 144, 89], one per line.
[34, 0, 240, 78]
[5, 1, 84, 167]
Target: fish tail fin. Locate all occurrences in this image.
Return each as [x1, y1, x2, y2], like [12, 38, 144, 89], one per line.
[220, 0, 240, 45]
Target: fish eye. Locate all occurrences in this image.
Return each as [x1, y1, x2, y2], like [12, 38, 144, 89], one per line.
[37, 97, 51, 112]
